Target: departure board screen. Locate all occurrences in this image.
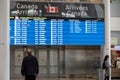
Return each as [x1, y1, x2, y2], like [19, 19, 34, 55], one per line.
[10, 1, 104, 45]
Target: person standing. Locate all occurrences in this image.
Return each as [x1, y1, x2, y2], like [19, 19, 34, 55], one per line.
[103, 55, 111, 80]
[21, 48, 39, 80]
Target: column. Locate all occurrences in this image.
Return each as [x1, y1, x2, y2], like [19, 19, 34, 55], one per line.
[0, 0, 10, 80]
[101, 0, 111, 80]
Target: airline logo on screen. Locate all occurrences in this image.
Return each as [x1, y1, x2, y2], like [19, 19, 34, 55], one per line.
[44, 4, 59, 13]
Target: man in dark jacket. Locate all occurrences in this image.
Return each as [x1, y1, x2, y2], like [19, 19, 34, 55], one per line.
[21, 48, 39, 80]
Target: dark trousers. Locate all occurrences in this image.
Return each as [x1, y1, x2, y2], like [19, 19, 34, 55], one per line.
[25, 75, 36, 80]
[104, 76, 109, 80]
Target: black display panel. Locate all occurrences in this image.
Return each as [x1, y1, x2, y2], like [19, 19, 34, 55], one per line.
[10, 1, 104, 45]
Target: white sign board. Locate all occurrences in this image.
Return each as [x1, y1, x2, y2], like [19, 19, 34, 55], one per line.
[114, 46, 120, 51]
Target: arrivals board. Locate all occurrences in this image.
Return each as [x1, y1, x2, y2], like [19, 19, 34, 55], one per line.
[10, 1, 104, 45]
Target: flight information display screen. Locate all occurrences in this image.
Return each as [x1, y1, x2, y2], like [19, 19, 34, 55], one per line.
[10, 1, 104, 45]
[10, 17, 104, 45]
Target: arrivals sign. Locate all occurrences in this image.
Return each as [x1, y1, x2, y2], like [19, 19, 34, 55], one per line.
[10, 1, 104, 18]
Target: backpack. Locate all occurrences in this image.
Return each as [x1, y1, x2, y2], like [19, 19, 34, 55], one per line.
[102, 62, 106, 69]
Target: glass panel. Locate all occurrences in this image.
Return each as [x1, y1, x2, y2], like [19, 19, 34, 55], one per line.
[50, 49, 58, 65]
[39, 49, 47, 74]
[49, 49, 58, 74]
[111, 31, 120, 45]
[65, 49, 86, 74]
[39, 66, 47, 74]
[59, 49, 65, 74]
[39, 49, 47, 65]
[111, 0, 120, 3]
[14, 67, 21, 75]
[15, 48, 23, 66]
[50, 66, 58, 74]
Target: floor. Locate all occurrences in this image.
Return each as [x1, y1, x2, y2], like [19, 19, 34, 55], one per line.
[10, 78, 120, 80]
[10, 78, 97, 80]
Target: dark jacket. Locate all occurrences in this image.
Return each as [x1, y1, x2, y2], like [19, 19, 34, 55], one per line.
[21, 54, 39, 76]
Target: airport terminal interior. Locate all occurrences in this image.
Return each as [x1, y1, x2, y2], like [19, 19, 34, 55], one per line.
[9, 0, 120, 80]
[0, 0, 120, 80]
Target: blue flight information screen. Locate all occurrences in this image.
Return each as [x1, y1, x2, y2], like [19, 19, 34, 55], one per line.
[10, 2, 105, 45]
[10, 17, 104, 45]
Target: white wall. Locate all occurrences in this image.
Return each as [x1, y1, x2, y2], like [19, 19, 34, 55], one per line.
[0, 0, 10, 80]
[111, 17, 120, 31]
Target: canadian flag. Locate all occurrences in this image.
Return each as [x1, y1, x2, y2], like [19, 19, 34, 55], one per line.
[46, 6, 58, 13]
